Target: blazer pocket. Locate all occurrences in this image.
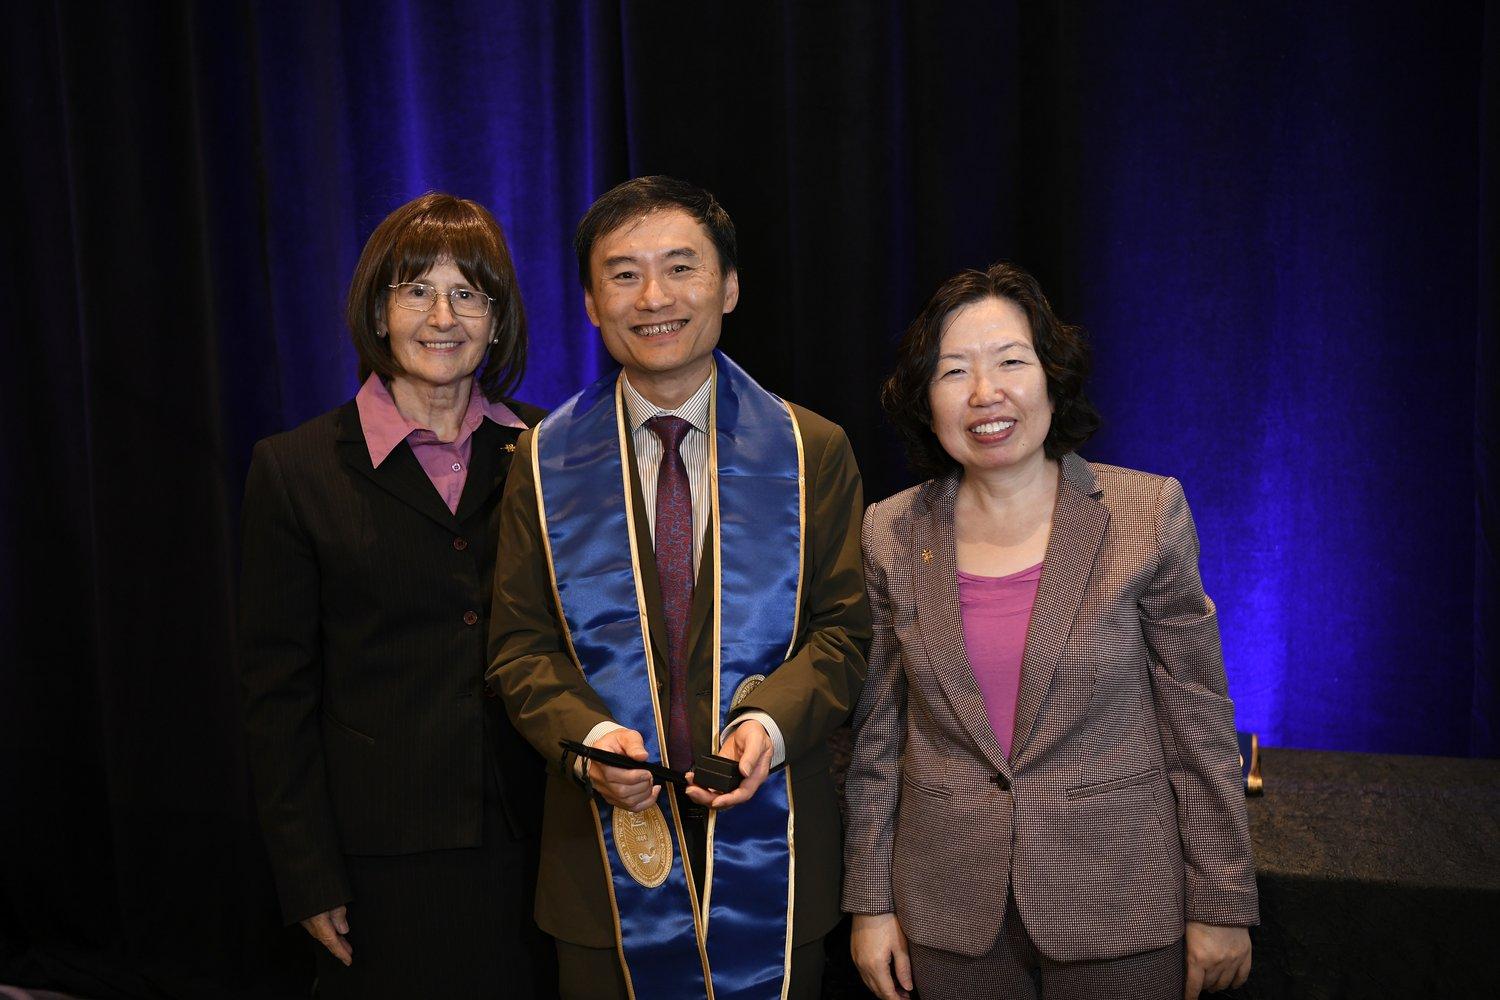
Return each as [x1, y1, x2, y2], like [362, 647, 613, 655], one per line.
[1065, 766, 1161, 801]
[322, 709, 376, 745]
[901, 771, 950, 799]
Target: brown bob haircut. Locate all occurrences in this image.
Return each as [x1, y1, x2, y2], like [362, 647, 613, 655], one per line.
[882, 262, 1101, 481]
[573, 175, 737, 287]
[346, 192, 527, 402]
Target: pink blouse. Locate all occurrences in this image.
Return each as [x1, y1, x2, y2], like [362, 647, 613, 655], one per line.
[958, 562, 1043, 759]
[355, 374, 523, 513]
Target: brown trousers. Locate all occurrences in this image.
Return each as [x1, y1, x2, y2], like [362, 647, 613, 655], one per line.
[908, 895, 1184, 1000]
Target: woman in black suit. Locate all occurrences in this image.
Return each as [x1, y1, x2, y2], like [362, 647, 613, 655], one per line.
[239, 193, 553, 998]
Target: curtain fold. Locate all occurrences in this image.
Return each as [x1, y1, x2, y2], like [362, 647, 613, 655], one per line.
[1474, 0, 1499, 756]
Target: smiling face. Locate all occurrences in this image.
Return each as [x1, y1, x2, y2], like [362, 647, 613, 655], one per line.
[380, 257, 495, 394]
[927, 296, 1054, 477]
[583, 208, 740, 407]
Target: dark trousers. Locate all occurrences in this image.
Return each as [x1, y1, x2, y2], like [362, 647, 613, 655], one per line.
[908, 894, 1184, 1000]
[556, 937, 826, 1000]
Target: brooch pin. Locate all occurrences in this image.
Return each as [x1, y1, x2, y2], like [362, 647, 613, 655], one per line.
[921, 549, 933, 563]
[504, 443, 516, 453]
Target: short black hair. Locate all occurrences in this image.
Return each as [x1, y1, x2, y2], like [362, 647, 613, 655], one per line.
[574, 175, 737, 287]
[882, 262, 1100, 480]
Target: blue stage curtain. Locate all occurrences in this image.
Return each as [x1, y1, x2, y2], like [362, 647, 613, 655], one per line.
[1, 1, 1495, 995]
[1475, 0, 1500, 775]
[1006, 2, 1488, 758]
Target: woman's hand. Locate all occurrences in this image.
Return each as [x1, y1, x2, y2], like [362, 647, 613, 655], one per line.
[1184, 921, 1251, 999]
[851, 912, 914, 1000]
[300, 905, 352, 966]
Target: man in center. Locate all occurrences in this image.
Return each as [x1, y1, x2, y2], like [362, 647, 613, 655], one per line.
[488, 176, 870, 999]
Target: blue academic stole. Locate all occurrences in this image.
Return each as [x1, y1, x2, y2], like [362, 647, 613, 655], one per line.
[532, 351, 804, 1000]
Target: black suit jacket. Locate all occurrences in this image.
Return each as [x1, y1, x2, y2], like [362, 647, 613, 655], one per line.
[239, 397, 545, 924]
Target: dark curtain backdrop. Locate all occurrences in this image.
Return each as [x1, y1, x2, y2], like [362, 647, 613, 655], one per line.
[2, 1, 1496, 995]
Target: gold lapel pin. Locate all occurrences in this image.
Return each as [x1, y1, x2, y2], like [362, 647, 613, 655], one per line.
[921, 549, 933, 563]
[504, 443, 516, 453]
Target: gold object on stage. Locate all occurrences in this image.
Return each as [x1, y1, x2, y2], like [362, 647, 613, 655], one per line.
[1238, 731, 1263, 795]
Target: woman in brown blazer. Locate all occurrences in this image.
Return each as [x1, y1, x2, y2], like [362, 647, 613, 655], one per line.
[843, 263, 1257, 1000]
[239, 193, 552, 998]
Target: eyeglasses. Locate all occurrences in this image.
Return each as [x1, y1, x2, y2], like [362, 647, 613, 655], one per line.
[387, 282, 494, 318]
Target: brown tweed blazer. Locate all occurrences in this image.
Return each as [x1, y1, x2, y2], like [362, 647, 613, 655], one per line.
[842, 453, 1258, 963]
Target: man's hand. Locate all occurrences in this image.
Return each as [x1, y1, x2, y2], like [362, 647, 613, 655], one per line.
[588, 728, 661, 812]
[1185, 921, 1251, 999]
[851, 912, 913, 1000]
[300, 905, 352, 966]
[684, 720, 773, 810]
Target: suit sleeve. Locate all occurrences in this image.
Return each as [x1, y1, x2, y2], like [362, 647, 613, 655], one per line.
[839, 502, 905, 914]
[238, 439, 350, 925]
[487, 427, 617, 772]
[1139, 477, 1260, 927]
[734, 422, 871, 765]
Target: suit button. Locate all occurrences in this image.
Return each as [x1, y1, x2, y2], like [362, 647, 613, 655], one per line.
[483, 685, 498, 699]
[993, 773, 1011, 791]
[453, 536, 469, 551]
[462, 610, 479, 626]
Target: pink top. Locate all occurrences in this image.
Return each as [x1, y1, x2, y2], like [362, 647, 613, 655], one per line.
[958, 562, 1044, 759]
[355, 374, 524, 514]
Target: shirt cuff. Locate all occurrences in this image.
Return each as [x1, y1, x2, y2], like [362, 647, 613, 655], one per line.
[575, 720, 626, 783]
[724, 711, 786, 769]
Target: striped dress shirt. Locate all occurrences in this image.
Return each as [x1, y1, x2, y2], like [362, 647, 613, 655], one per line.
[621, 372, 712, 577]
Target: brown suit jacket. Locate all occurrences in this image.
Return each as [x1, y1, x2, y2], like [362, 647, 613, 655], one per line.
[487, 397, 870, 948]
[843, 453, 1258, 963]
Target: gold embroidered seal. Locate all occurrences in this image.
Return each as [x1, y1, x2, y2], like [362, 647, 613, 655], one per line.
[730, 674, 767, 710]
[612, 804, 672, 889]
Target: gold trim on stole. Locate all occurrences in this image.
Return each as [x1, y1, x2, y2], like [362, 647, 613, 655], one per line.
[532, 420, 638, 1000]
[531, 420, 583, 674]
[587, 805, 638, 1000]
[614, 376, 715, 996]
[699, 398, 806, 1000]
[779, 401, 807, 1000]
[702, 377, 722, 926]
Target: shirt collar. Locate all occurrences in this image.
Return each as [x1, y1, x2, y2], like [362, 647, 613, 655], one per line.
[355, 373, 524, 468]
[620, 368, 713, 434]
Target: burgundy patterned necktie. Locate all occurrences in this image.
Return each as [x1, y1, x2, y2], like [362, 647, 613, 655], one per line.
[646, 414, 696, 772]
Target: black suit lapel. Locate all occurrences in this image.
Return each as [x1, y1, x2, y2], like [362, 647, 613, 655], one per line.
[334, 403, 457, 531]
[454, 419, 522, 524]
